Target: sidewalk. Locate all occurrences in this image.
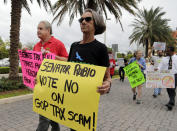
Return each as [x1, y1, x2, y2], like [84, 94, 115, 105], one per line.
[0, 73, 22, 79]
[0, 79, 177, 131]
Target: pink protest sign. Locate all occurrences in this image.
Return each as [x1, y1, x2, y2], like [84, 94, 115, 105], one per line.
[18, 50, 55, 89]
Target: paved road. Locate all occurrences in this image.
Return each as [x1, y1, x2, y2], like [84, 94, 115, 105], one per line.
[0, 79, 177, 131]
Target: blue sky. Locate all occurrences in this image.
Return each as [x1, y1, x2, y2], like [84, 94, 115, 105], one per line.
[0, 0, 176, 53]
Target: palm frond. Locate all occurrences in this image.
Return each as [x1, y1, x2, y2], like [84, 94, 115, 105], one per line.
[52, 0, 140, 27]
[3, 0, 7, 4]
[21, 0, 31, 15]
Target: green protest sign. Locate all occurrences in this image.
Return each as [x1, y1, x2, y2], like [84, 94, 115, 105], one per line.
[123, 61, 145, 88]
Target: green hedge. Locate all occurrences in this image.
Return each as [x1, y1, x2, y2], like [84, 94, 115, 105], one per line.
[0, 77, 26, 92]
[114, 70, 119, 75]
[0, 67, 22, 74]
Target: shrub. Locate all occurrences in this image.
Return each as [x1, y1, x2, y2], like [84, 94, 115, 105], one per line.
[114, 70, 119, 75]
[0, 67, 22, 74]
[0, 77, 26, 92]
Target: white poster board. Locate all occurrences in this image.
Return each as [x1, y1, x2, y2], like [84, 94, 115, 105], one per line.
[153, 42, 166, 51]
[146, 71, 175, 88]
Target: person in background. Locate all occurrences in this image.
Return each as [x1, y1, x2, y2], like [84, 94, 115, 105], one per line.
[158, 46, 177, 111]
[151, 50, 164, 98]
[129, 50, 146, 104]
[67, 8, 111, 131]
[119, 58, 128, 82]
[109, 52, 116, 78]
[34, 20, 68, 131]
[108, 52, 115, 93]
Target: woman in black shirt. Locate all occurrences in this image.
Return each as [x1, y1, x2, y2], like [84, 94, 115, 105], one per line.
[68, 8, 111, 131]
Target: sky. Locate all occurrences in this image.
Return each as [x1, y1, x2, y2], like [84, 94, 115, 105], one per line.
[0, 0, 177, 53]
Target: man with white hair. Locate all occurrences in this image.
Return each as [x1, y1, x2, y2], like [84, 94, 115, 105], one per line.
[34, 20, 68, 131]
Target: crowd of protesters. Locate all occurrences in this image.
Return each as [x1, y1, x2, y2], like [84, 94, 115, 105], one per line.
[20, 7, 177, 131]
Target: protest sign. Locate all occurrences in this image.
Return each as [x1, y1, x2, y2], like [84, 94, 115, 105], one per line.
[123, 61, 145, 88]
[153, 42, 166, 50]
[33, 59, 106, 131]
[146, 71, 175, 88]
[117, 58, 124, 67]
[18, 50, 55, 89]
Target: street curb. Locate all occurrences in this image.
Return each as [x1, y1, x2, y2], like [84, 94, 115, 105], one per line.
[0, 94, 33, 105]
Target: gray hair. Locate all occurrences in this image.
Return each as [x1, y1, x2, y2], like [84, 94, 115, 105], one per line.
[135, 50, 142, 54]
[84, 9, 106, 35]
[39, 20, 52, 34]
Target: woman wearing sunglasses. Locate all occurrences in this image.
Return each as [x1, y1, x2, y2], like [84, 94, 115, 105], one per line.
[68, 8, 111, 131]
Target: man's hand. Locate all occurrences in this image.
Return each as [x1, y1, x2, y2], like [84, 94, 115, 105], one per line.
[42, 50, 51, 55]
[97, 80, 111, 95]
[55, 55, 68, 61]
[22, 47, 29, 51]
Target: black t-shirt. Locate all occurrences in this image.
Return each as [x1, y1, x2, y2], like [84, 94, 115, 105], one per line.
[68, 39, 109, 67]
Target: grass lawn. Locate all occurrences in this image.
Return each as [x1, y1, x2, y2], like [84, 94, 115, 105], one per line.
[0, 88, 32, 99]
[112, 75, 119, 79]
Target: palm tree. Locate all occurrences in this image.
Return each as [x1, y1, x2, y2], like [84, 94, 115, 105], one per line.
[52, 0, 141, 28]
[3, 0, 52, 80]
[129, 7, 173, 57]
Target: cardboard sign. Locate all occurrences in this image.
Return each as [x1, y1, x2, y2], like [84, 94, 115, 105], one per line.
[117, 58, 124, 67]
[153, 42, 166, 50]
[146, 71, 175, 88]
[18, 50, 55, 89]
[33, 59, 106, 131]
[124, 61, 145, 88]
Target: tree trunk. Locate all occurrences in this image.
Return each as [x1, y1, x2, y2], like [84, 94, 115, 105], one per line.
[9, 0, 22, 80]
[86, 0, 97, 11]
[148, 39, 152, 58]
[145, 39, 148, 58]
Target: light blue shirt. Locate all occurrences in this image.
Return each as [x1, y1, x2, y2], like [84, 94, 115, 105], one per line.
[129, 57, 146, 72]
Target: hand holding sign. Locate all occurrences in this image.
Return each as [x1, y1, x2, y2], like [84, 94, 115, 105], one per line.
[97, 80, 111, 95]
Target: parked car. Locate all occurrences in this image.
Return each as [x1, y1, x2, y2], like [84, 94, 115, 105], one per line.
[0, 58, 9, 67]
[0, 58, 21, 67]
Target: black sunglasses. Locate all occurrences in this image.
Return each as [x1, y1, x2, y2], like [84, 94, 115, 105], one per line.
[78, 17, 92, 23]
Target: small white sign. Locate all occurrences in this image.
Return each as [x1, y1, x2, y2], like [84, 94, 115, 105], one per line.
[153, 42, 166, 50]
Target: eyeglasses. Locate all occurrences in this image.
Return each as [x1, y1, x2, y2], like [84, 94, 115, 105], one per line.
[78, 17, 92, 23]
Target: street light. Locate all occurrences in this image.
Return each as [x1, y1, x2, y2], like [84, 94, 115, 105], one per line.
[104, 18, 111, 46]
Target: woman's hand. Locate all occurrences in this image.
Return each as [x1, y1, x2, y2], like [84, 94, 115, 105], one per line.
[97, 80, 111, 95]
[137, 61, 143, 68]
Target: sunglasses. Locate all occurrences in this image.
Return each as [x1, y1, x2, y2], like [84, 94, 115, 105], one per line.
[78, 17, 92, 23]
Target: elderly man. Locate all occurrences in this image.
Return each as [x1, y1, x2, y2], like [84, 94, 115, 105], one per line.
[68, 9, 111, 131]
[158, 46, 177, 111]
[34, 20, 68, 131]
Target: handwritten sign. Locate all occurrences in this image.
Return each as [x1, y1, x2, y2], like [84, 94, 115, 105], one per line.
[33, 59, 106, 131]
[124, 61, 145, 88]
[117, 58, 124, 67]
[18, 50, 55, 89]
[153, 42, 166, 50]
[146, 71, 175, 88]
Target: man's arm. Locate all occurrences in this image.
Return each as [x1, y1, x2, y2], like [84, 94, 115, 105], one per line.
[97, 67, 112, 95]
[55, 55, 68, 61]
